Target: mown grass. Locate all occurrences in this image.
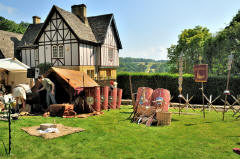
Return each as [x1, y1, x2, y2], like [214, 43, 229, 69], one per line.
[0, 106, 240, 159]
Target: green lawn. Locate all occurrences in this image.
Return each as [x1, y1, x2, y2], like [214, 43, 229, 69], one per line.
[0, 106, 240, 159]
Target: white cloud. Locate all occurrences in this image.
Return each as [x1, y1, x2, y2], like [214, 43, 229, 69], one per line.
[120, 46, 169, 60]
[0, 3, 15, 14]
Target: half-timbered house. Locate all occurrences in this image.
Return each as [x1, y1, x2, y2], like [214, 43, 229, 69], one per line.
[18, 4, 122, 81]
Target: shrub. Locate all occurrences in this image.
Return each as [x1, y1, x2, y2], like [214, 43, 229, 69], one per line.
[37, 63, 52, 75]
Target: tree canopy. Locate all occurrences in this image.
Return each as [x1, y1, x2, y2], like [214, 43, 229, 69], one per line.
[167, 26, 211, 73]
[167, 8, 240, 76]
[0, 16, 29, 34]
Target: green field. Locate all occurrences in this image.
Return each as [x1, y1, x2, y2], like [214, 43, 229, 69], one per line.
[118, 57, 169, 73]
[0, 106, 240, 159]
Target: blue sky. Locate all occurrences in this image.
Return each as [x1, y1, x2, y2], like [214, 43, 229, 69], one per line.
[1, 0, 240, 60]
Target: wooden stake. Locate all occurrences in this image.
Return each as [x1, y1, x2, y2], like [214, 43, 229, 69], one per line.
[223, 70, 231, 121]
[129, 75, 135, 108]
[178, 96, 182, 116]
[223, 54, 233, 121]
[178, 52, 183, 116]
[128, 75, 136, 119]
[7, 101, 11, 155]
[201, 82, 205, 118]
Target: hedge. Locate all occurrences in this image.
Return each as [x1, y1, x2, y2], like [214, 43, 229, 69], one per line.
[117, 72, 240, 104]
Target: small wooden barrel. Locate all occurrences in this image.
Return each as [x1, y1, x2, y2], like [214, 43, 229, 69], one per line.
[156, 111, 172, 126]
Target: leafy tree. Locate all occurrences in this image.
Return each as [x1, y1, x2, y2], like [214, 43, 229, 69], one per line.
[167, 26, 211, 73]
[150, 64, 158, 69]
[204, 23, 240, 75]
[227, 10, 240, 28]
[0, 16, 29, 34]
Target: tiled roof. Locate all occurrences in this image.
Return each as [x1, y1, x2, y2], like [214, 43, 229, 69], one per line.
[0, 30, 22, 58]
[19, 23, 43, 47]
[20, 5, 122, 48]
[88, 14, 113, 44]
[55, 6, 97, 43]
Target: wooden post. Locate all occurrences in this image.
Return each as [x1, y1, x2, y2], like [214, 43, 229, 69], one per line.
[178, 53, 183, 116]
[7, 100, 11, 155]
[197, 56, 206, 118]
[201, 82, 205, 118]
[223, 54, 233, 121]
[178, 95, 182, 116]
[129, 75, 135, 108]
[209, 95, 212, 111]
[128, 74, 136, 119]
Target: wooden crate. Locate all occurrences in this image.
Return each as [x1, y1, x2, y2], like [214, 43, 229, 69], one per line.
[156, 111, 171, 126]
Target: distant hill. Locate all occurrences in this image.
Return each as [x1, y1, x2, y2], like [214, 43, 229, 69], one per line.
[119, 57, 168, 63]
[118, 57, 170, 73]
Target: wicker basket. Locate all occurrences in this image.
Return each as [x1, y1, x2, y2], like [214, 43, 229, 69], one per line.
[156, 111, 171, 126]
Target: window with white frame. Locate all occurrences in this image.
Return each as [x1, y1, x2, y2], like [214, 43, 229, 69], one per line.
[52, 45, 64, 58]
[52, 45, 58, 58]
[34, 49, 39, 60]
[58, 45, 64, 58]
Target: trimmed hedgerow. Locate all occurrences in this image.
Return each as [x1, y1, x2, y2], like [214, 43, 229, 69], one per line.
[117, 72, 240, 104]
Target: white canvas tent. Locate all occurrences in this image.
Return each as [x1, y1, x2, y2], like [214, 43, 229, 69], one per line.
[0, 58, 29, 71]
[0, 58, 33, 89]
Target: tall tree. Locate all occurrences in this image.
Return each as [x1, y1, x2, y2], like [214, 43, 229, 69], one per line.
[167, 26, 211, 73]
[0, 16, 29, 34]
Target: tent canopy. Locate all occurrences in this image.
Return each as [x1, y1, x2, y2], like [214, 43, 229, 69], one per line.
[45, 67, 99, 90]
[0, 58, 29, 71]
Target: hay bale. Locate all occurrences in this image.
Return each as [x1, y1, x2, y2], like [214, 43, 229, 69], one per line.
[156, 110, 171, 126]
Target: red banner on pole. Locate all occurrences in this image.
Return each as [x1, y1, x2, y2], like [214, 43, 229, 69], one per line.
[194, 64, 208, 82]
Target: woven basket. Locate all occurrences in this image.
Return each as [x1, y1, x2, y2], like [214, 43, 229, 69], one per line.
[156, 111, 171, 126]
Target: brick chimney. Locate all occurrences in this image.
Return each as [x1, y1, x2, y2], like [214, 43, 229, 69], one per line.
[71, 4, 88, 25]
[32, 16, 41, 24]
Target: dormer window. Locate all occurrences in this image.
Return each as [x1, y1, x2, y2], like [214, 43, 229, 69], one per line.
[52, 45, 64, 58]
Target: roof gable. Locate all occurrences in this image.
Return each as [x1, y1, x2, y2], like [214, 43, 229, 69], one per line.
[20, 5, 122, 49]
[88, 14, 122, 49]
[34, 5, 97, 45]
